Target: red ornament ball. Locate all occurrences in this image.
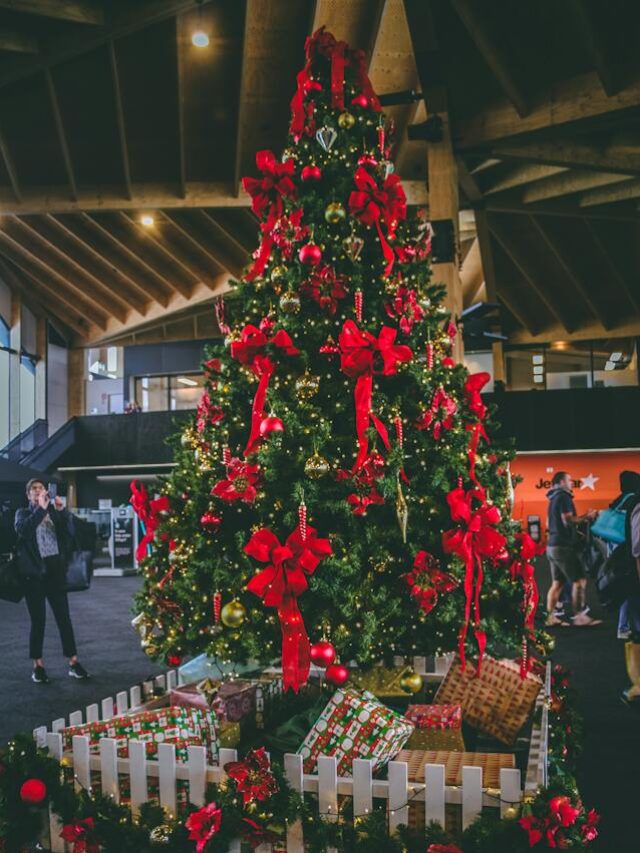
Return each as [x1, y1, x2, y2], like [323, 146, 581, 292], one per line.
[167, 654, 182, 667]
[310, 640, 336, 668]
[351, 93, 369, 108]
[298, 242, 322, 266]
[325, 663, 349, 686]
[200, 512, 221, 529]
[20, 778, 47, 804]
[301, 164, 322, 182]
[259, 415, 285, 436]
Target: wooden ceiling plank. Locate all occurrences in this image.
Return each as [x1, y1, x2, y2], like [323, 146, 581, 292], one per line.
[161, 211, 241, 278]
[460, 236, 482, 307]
[0, 30, 38, 53]
[484, 200, 640, 222]
[528, 215, 611, 328]
[449, 0, 528, 117]
[174, 15, 186, 199]
[484, 164, 568, 195]
[579, 177, 640, 207]
[44, 68, 77, 202]
[199, 209, 253, 256]
[0, 232, 109, 328]
[232, 0, 252, 194]
[571, 0, 617, 96]
[80, 212, 186, 298]
[492, 137, 640, 176]
[523, 170, 635, 203]
[488, 217, 574, 333]
[0, 126, 22, 202]
[108, 40, 132, 201]
[46, 213, 169, 308]
[458, 72, 640, 150]
[583, 218, 640, 314]
[9, 215, 138, 318]
[456, 157, 483, 204]
[0, 1, 103, 24]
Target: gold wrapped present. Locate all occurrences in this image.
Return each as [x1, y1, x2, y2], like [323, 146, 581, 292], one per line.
[219, 721, 241, 748]
[350, 665, 416, 698]
[405, 726, 464, 752]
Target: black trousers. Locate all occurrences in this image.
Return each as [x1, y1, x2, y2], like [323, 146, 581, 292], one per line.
[24, 555, 77, 660]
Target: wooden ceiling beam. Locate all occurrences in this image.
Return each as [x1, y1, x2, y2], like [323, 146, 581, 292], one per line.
[484, 199, 639, 222]
[108, 40, 132, 201]
[571, 0, 618, 96]
[0, 232, 109, 328]
[232, 0, 252, 194]
[0, 30, 38, 53]
[488, 217, 574, 333]
[161, 211, 241, 279]
[7, 216, 134, 320]
[579, 177, 640, 207]
[0, 126, 21, 202]
[0, 1, 103, 24]
[510, 316, 640, 345]
[527, 215, 611, 328]
[583, 218, 640, 314]
[460, 236, 483, 307]
[484, 164, 568, 195]
[522, 170, 635, 203]
[44, 68, 77, 201]
[199, 210, 253, 256]
[449, 0, 528, 117]
[457, 72, 640, 150]
[456, 157, 483, 204]
[491, 137, 640, 176]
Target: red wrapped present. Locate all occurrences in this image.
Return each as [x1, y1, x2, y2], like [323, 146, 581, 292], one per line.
[170, 679, 257, 723]
[405, 704, 462, 730]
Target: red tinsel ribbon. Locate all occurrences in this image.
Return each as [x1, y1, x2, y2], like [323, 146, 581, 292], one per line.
[510, 532, 544, 673]
[231, 325, 299, 456]
[464, 372, 490, 485]
[442, 486, 507, 672]
[245, 526, 332, 692]
[130, 480, 170, 561]
[339, 320, 412, 471]
[348, 166, 406, 274]
[245, 223, 274, 282]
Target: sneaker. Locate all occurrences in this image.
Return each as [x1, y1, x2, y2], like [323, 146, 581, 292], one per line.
[32, 665, 49, 684]
[572, 609, 603, 627]
[618, 628, 632, 640]
[621, 689, 640, 710]
[68, 662, 90, 679]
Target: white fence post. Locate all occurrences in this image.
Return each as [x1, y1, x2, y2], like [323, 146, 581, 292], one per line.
[68, 710, 83, 727]
[46, 733, 65, 853]
[86, 703, 99, 724]
[116, 691, 128, 715]
[130, 684, 142, 709]
[187, 745, 207, 807]
[72, 735, 91, 793]
[500, 768, 522, 818]
[352, 758, 373, 820]
[425, 763, 446, 827]
[461, 765, 483, 829]
[388, 759, 409, 833]
[317, 755, 338, 823]
[99, 738, 119, 803]
[128, 739, 147, 815]
[52, 718, 66, 734]
[158, 742, 177, 817]
[284, 753, 304, 853]
[167, 669, 178, 690]
[101, 697, 114, 720]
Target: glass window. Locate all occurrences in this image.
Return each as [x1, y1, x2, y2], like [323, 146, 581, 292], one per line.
[135, 375, 169, 412]
[505, 348, 546, 391]
[593, 339, 637, 388]
[87, 346, 123, 379]
[0, 347, 9, 449]
[545, 341, 593, 390]
[169, 373, 206, 410]
[19, 354, 36, 432]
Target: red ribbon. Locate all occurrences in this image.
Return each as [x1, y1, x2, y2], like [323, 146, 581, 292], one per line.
[416, 386, 458, 440]
[464, 372, 490, 484]
[231, 325, 299, 456]
[442, 486, 507, 672]
[242, 150, 297, 224]
[245, 224, 274, 282]
[130, 481, 170, 561]
[245, 526, 332, 692]
[339, 320, 412, 471]
[509, 533, 544, 665]
[348, 166, 406, 274]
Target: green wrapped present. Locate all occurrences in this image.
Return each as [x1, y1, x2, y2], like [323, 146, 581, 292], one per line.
[297, 687, 414, 776]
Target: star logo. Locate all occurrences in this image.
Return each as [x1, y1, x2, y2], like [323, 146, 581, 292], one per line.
[579, 473, 599, 491]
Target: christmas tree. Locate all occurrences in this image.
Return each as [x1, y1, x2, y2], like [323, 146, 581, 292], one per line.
[132, 28, 536, 692]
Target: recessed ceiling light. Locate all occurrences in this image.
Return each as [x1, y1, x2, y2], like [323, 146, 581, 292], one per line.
[140, 214, 154, 227]
[532, 354, 544, 365]
[610, 352, 622, 362]
[604, 361, 616, 371]
[178, 376, 198, 386]
[192, 30, 209, 47]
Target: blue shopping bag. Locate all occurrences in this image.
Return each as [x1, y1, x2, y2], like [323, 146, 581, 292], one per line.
[591, 493, 635, 545]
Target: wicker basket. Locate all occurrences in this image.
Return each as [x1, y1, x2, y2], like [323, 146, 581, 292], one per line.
[434, 656, 542, 746]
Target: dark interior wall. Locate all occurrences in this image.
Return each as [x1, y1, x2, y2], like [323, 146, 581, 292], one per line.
[123, 340, 211, 403]
[75, 472, 166, 508]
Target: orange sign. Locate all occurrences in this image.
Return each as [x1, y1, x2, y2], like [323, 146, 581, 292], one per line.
[511, 450, 640, 539]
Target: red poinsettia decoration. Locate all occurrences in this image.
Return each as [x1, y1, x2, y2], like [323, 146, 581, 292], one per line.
[337, 451, 385, 515]
[225, 747, 279, 805]
[60, 818, 100, 853]
[416, 387, 458, 440]
[427, 845, 463, 853]
[242, 150, 297, 225]
[185, 802, 222, 853]
[195, 392, 224, 433]
[404, 550, 458, 615]
[301, 264, 348, 315]
[212, 458, 261, 503]
[581, 809, 600, 842]
[271, 208, 309, 259]
[385, 286, 425, 334]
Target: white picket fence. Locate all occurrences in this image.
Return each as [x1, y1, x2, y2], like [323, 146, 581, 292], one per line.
[33, 656, 550, 852]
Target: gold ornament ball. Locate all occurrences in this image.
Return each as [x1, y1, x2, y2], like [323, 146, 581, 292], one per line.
[60, 755, 73, 768]
[296, 370, 320, 399]
[180, 432, 192, 448]
[400, 671, 424, 694]
[305, 452, 331, 479]
[270, 265, 286, 282]
[325, 201, 346, 224]
[338, 111, 356, 129]
[149, 824, 172, 844]
[279, 290, 301, 314]
[221, 599, 247, 628]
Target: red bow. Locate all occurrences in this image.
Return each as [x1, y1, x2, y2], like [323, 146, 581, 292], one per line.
[416, 386, 458, 440]
[130, 481, 170, 561]
[339, 320, 412, 471]
[384, 286, 425, 333]
[246, 525, 332, 692]
[464, 372, 490, 485]
[442, 486, 507, 672]
[510, 532, 543, 633]
[242, 150, 296, 225]
[231, 325, 299, 456]
[348, 166, 406, 273]
[405, 550, 458, 615]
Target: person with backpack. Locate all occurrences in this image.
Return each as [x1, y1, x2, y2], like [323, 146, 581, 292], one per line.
[545, 471, 602, 627]
[605, 471, 640, 640]
[620, 482, 640, 707]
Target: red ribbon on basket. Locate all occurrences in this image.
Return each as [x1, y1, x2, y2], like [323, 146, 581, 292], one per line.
[245, 525, 332, 692]
[130, 480, 170, 561]
[442, 486, 507, 672]
[349, 166, 406, 274]
[339, 320, 412, 471]
[231, 325, 299, 456]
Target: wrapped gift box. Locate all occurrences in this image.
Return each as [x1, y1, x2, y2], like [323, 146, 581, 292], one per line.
[434, 655, 542, 746]
[62, 705, 219, 763]
[297, 687, 414, 776]
[170, 679, 257, 723]
[350, 665, 417, 699]
[219, 721, 241, 749]
[404, 703, 464, 750]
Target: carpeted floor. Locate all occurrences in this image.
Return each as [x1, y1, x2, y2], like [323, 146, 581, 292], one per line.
[0, 572, 636, 850]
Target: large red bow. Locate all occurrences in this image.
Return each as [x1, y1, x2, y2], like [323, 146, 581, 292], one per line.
[246, 525, 332, 692]
[442, 486, 507, 672]
[348, 167, 406, 274]
[510, 532, 544, 672]
[231, 325, 299, 456]
[464, 372, 490, 485]
[242, 150, 296, 225]
[405, 550, 458, 615]
[416, 386, 458, 440]
[130, 480, 170, 561]
[339, 320, 412, 471]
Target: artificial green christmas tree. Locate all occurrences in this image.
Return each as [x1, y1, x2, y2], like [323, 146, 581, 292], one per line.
[132, 28, 535, 691]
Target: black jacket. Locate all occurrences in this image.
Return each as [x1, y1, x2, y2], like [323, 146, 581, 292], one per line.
[14, 503, 75, 580]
